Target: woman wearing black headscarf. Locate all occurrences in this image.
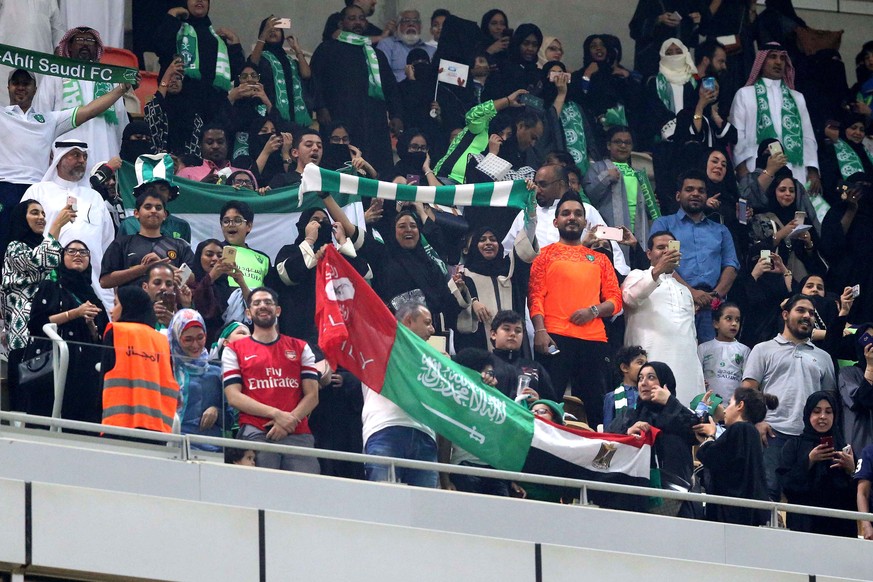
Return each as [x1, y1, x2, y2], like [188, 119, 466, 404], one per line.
[454, 226, 529, 352]
[747, 167, 826, 286]
[482, 24, 543, 102]
[820, 172, 873, 322]
[250, 16, 313, 128]
[819, 113, 873, 206]
[28, 240, 108, 421]
[477, 9, 511, 68]
[1, 200, 71, 412]
[154, 0, 246, 124]
[536, 61, 595, 176]
[778, 391, 858, 537]
[188, 238, 232, 345]
[274, 207, 367, 344]
[608, 361, 699, 515]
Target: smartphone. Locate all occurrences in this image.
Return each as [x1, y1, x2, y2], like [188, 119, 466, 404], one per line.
[548, 71, 571, 84]
[768, 141, 783, 156]
[702, 77, 716, 92]
[178, 263, 193, 285]
[406, 173, 421, 186]
[275, 18, 291, 29]
[161, 290, 176, 311]
[66, 195, 77, 211]
[737, 197, 748, 225]
[670, 10, 682, 20]
[858, 330, 873, 348]
[427, 335, 447, 352]
[851, 284, 861, 299]
[668, 240, 681, 252]
[547, 344, 560, 355]
[595, 225, 623, 241]
[222, 246, 238, 266]
[820, 435, 834, 448]
[794, 211, 806, 224]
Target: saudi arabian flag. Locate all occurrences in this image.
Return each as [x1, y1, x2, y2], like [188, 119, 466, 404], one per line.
[316, 246, 656, 495]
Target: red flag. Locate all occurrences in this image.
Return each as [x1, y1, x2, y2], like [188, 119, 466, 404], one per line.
[315, 246, 397, 391]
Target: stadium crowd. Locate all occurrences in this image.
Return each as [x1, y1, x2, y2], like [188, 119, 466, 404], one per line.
[1, 0, 872, 538]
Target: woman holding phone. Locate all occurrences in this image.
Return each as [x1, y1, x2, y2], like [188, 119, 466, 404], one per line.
[777, 391, 858, 537]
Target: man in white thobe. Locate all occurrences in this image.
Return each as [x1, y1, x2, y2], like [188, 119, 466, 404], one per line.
[622, 230, 704, 407]
[729, 42, 820, 193]
[25, 140, 115, 312]
[33, 26, 128, 169]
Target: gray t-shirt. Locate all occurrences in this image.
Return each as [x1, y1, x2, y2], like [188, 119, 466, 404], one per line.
[743, 334, 836, 435]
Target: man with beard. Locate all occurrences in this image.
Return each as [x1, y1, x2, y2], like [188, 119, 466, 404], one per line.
[25, 140, 116, 312]
[742, 294, 837, 500]
[376, 9, 436, 81]
[34, 27, 129, 168]
[652, 169, 739, 342]
[0, 68, 130, 255]
[730, 42, 820, 193]
[222, 287, 320, 473]
[528, 192, 623, 428]
[177, 123, 247, 183]
[311, 5, 403, 176]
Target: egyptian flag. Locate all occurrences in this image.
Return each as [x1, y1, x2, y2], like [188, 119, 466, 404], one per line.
[315, 246, 655, 492]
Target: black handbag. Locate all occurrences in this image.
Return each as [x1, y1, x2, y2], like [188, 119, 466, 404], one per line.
[17, 342, 54, 402]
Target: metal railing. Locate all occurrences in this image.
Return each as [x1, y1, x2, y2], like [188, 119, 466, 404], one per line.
[1, 410, 870, 532]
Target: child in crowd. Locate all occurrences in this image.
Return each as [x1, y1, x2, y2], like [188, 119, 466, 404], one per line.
[602, 345, 647, 427]
[225, 447, 257, 466]
[697, 302, 751, 401]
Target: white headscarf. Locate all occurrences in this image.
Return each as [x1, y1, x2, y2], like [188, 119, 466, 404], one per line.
[42, 139, 90, 187]
[658, 38, 695, 85]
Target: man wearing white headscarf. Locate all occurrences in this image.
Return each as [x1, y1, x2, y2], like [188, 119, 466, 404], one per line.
[729, 42, 820, 193]
[24, 140, 115, 312]
[33, 26, 129, 169]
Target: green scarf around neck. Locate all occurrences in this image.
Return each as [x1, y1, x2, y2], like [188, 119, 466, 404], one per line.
[754, 78, 803, 167]
[833, 139, 873, 178]
[177, 23, 232, 92]
[261, 50, 311, 125]
[560, 101, 589, 175]
[62, 79, 117, 124]
[336, 31, 385, 101]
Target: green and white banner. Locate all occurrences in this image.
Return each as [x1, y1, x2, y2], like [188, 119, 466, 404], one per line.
[0, 42, 139, 85]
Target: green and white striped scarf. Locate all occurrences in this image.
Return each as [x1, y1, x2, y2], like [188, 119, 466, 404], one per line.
[336, 31, 384, 101]
[61, 79, 117, 124]
[561, 101, 589, 174]
[298, 163, 531, 209]
[262, 51, 311, 125]
[755, 79, 803, 167]
[833, 139, 873, 178]
[177, 23, 232, 92]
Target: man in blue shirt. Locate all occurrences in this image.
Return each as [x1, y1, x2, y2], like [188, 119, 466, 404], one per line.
[651, 169, 739, 342]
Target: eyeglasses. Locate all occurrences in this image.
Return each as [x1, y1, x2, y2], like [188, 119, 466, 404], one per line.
[238, 72, 260, 81]
[399, 18, 421, 25]
[532, 408, 552, 416]
[71, 36, 97, 45]
[250, 299, 276, 307]
[221, 217, 248, 226]
[407, 144, 428, 152]
[609, 139, 633, 147]
[64, 248, 90, 257]
[233, 179, 254, 187]
[329, 135, 351, 144]
[483, 369, 495, 378]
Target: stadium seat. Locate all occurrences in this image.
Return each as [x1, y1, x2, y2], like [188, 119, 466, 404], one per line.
[100, 47, 140, 70]
[133, 71, 158, 115]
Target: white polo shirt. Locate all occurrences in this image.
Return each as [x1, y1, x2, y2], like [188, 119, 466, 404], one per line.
[0, 105, 77, 184]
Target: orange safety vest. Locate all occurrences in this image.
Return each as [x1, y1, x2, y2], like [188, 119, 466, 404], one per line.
[102, 322, 180, 433]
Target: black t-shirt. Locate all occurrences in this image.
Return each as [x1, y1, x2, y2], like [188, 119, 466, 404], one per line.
[101, 233, 196, 286]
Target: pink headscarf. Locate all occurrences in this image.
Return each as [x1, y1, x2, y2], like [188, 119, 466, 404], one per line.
[55, 26, 105, 61]
[745, 42, 795, 90]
